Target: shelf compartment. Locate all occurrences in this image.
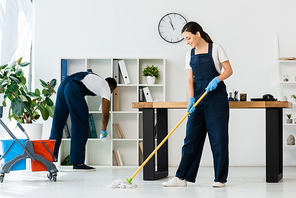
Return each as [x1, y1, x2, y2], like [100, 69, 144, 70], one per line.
[64, 59, 86, 75]
[86, 140, 112, 166]
[112, 140, 138, 166]
[87, 59, 112, 79]
[113, 113, 137, 139]
[139, 59, 165, 84]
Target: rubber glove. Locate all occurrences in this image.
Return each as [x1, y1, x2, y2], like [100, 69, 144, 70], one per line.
[187, 97, 196, 115]
[205, 77, 220, 93]
[100, 129, 110, 142]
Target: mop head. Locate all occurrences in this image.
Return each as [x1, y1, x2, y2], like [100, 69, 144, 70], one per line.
[103, 179, 137, 189]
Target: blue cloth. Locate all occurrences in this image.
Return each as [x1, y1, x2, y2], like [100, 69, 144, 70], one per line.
[49, 71, 96, 164]
[176, 43, 229, 183]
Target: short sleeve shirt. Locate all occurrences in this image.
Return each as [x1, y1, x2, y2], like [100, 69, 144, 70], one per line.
[185, 43, 229, 74]
[80, 74, 111, 101]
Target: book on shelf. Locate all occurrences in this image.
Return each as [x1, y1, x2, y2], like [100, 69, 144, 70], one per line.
[88, 114, 97, 138]
[113, 123, 125, 138]
[63, 123, 71, 138]
[118, 60, 130, 84]
[113, 60, 119, 83]
[279, 57, 296, 60]
[113, 87, 119, 111]
[139, 142, 143, 154]
[113, 150, 120, 166]
[61, 59, 67, 82]
[143, 87, 153, 102]
[117, 150, 124, 166]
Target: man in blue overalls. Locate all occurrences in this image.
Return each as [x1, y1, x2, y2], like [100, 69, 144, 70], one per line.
[162, 22, 233, 187]
[49, 70, 117, 171]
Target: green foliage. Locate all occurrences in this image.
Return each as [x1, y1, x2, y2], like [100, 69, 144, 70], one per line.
[0, 57, 57, 123]
[286, 114, 292, 119]
[291, 95, 296, 100]
[142, 65, 160, 79]
[61, 155, 72, 166]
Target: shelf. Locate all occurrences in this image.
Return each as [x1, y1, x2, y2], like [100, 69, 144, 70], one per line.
[279, 82, 296, 85]
[58, 57, 166, 167]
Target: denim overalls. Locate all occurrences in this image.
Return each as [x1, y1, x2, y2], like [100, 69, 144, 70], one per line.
[50, 72, 96, 164]
[176, 43, 229, 183]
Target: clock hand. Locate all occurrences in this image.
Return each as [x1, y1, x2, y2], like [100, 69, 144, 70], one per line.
[168, 17, 175, 30]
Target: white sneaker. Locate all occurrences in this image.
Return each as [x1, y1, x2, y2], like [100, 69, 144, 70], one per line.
[162, 177, 187, 187]
[212, 182, 225, 188]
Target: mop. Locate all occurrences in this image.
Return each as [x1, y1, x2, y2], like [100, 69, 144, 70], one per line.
[104, 91, 207, 189]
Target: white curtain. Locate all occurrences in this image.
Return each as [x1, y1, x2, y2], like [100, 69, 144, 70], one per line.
[0, 0, 32, 65]
[0, 0, 33, 139]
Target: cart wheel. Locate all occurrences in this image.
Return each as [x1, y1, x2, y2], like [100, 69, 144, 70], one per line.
[53, 175, 57, 182]
[47, 172, 52, 180]
[0, 174, 4, 183]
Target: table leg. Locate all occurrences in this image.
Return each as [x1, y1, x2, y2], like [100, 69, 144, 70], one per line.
[266, 108, 283, 182]
[142, 108, 169, 180]
[143, 108, 155, 180]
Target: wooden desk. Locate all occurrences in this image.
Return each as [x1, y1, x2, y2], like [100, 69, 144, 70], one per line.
[132, 101, 292, 183]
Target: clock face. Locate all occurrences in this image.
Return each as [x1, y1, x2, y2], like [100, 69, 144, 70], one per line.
[158, 13, 187, 43]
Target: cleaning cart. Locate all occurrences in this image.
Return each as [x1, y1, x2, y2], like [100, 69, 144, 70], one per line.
[0, 106, 58, 182]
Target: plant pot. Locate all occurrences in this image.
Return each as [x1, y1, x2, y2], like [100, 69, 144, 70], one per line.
[21, 123, 43, 140]
[147, 76, 156, 84]
[286, 119, 293, 124]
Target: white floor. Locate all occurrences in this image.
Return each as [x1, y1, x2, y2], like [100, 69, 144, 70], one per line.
[1, 166, 296, 198]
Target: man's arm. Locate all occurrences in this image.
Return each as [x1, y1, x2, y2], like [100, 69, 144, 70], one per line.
[101, 98, 110, 131]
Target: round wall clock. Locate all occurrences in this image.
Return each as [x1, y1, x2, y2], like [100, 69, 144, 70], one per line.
[158, 13, 187, 43]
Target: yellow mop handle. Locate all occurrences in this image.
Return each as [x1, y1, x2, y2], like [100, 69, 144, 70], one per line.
[127, 91, 207, 182]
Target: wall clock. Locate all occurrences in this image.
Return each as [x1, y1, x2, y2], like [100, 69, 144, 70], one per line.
[158, 13, 187, 43]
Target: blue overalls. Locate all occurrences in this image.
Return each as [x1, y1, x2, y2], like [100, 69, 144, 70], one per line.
[49, 71, 96, 164]
[176, 43, 229, 183]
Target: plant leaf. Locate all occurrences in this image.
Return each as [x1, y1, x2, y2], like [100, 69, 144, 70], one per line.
[11, 98, 24, 116]
[40, 108, 49, 121]
[45, 97, 54, 106]
[0, 64, 8, 70]
[17, 57, 23, 65]
[35, 88, 40, 96]
[27, 92, 39, 97]
[9, 76, 20, 84]
[49, 79, 57, 88]
[19, 62, 30, 67]
[7, 83, 18, 93]
[39, 79, 47, 87]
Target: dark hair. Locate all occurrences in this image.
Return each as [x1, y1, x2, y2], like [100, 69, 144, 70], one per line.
[105, 77, 117, 89]
[181, 21, 213, 43]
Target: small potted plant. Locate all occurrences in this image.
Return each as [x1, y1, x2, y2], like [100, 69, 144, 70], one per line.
[142, 65, 160, 84]
[291, 95, 296, 103]
[0, 57, 57, 139]
[286, 114, 293, 124]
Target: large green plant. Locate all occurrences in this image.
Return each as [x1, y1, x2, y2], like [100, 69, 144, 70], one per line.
[0, 57, 57, 123]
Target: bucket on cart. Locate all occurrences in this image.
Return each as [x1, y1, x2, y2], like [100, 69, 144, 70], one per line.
[0, 139, 27, 171]
[31, 140, 56, 172]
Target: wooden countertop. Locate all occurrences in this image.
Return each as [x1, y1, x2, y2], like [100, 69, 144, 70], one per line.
[132, 101, 293, 109]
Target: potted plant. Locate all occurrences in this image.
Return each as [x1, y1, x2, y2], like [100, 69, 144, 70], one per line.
[142, 65, 160, 84]
[286, 114, 293, 124]
[0, 57, 57, 139]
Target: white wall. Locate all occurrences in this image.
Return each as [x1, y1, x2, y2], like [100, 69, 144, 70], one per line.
[33, 0, 296, 166]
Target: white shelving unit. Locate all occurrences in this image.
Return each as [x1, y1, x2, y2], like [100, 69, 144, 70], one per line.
[277, 59, 296, 148]
[57, 58, 166, 168]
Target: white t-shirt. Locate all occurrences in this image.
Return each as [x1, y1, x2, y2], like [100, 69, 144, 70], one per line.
[80, 74, 111, 101]
[185, 43, 229, 74]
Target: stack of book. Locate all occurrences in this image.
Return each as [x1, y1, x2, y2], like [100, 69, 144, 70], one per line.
[113, 123, 125, 138]
[113, 150, 124, 166]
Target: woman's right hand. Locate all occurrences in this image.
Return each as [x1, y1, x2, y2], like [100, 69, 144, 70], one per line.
[187, 97, 196, 115]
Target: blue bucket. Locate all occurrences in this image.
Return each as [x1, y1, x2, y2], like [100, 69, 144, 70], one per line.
[0, 139, 27, 171]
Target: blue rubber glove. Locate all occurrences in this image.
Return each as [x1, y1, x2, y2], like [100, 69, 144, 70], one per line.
[187, 97, 196, 115]
[100, 129, 110, 142]
[205, 77, 220, 93]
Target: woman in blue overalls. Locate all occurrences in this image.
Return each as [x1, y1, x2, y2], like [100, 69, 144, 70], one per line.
[162, 22, 233, 188]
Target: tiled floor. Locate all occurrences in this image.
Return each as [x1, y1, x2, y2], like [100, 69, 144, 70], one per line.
[1, 166, 296, 198]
